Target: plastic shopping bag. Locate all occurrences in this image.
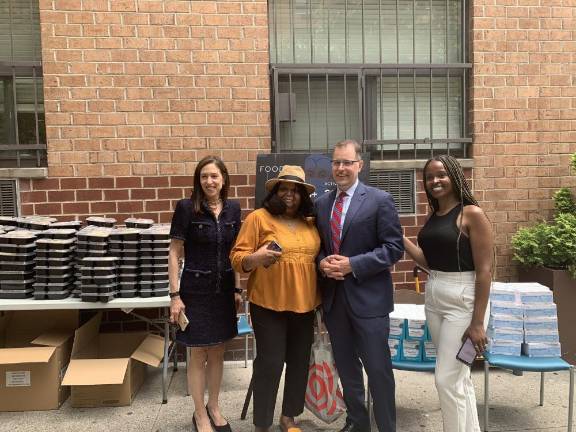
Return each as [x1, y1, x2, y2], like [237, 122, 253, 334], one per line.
[304, 311, 346, 423]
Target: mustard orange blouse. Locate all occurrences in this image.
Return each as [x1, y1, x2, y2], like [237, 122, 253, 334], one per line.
[230, 208, 321, 313]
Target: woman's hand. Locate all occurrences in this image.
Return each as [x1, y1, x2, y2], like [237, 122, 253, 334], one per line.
[253, 243, 282, 268]
[235, 293, 243, 312]
[463, 322, 488, 355]
[170, 296, 186, 324]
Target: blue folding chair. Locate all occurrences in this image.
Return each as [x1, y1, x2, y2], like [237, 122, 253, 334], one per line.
[237, 300, 254, 368]
[483, 352, 574, 431]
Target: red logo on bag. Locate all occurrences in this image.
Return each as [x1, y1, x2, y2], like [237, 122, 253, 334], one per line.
[305, 361, 343, 415]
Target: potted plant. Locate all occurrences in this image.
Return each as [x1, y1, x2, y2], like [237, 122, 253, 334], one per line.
[510, 152, 576, 364]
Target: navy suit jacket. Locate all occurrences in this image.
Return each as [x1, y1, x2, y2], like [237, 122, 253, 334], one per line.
[315, 182, 404, 318]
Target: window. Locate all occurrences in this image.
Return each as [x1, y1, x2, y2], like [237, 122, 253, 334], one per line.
[269, 0, 471, 159]
[0, 0, 46, 168]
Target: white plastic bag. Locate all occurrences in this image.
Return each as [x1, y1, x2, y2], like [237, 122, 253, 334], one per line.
[304, 311, 346, 423]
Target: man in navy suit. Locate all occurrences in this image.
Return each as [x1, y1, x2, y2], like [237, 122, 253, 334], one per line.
[315, 140, 404, 432]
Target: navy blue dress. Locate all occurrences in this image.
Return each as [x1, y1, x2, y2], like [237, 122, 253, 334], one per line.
[170, 198, 241, 346]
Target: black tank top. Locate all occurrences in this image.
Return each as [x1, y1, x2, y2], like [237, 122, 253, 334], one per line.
[417, 205, 475, 272]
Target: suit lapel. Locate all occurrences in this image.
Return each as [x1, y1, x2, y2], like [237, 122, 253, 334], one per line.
[341, 183, 367, 242]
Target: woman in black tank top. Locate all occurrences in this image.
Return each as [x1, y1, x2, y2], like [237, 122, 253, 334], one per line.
[403, 155, 493, 432]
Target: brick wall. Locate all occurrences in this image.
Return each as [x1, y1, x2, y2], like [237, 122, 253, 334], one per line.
[470, 0, 576, 280]
[29, 0, 270, 221]
[19, 174, 256, 222]
[23, 0, 576, 288]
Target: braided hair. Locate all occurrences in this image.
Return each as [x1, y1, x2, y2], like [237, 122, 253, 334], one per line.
[423, 155, 479, 273]
[422, 154, 478, 212]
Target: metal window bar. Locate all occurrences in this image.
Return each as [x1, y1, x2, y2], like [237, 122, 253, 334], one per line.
[271, 65, 471, 159]
[269, 0, 464, 65]
[0, 63, 47, 168]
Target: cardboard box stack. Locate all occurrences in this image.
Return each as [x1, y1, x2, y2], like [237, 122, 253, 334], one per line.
[0, 230, 37, 299]
[33, 229, 77, 300]
[138, 225, 170, 298]
[109, 228, 141, 298]
[488, 282, 561, 358]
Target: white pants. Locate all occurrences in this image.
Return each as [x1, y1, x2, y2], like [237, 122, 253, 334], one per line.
[425, 271, 485, 432]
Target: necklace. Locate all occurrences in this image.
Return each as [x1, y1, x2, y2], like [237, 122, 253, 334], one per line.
[205, 198, 222, 212]
[206, 198, 222, 206]
[280, 215, 299, 230]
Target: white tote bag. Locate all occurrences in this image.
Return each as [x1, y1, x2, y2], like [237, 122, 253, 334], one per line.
[304, 311, 346, 423]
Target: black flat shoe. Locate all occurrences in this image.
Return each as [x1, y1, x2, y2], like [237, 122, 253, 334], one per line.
[206, 405, 232, 432]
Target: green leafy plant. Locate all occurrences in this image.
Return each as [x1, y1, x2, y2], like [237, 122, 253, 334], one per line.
[511, 152, 576, 278]
[553, 188, 576, 214]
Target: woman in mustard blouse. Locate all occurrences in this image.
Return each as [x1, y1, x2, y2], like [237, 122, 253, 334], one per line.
[230, 165, 320, 432]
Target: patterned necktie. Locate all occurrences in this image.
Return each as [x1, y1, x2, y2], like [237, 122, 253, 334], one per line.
[330, 191, 347, 254]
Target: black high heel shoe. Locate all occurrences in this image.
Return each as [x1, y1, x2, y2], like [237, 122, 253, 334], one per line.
[206, 405, 232, 432]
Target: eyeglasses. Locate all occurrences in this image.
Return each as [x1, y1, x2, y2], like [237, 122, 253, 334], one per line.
[331, 159, 360, 168]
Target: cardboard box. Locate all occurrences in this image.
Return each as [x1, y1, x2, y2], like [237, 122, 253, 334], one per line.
[62, 312, 164, 408]
[0, 310, 79, 412]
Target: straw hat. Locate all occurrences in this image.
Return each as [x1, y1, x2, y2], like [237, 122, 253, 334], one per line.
[265, 165, 315, 194]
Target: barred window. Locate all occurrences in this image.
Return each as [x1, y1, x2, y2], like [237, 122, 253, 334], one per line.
[269, 0, 470, 160]
[0, 0, 46, 168]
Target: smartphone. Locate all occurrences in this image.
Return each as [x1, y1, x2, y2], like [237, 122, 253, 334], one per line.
[267, 240, 282, 252]
[456, 337, 477, 367]
[178, 310, 189, 331]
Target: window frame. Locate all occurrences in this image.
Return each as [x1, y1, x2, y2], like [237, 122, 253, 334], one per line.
[268, 0, 471, 160]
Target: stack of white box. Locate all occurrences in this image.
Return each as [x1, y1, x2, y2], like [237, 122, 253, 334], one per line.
[487, 284, 524, 356]
[487, 282, 561, 357]
[519, 285, 561, 357]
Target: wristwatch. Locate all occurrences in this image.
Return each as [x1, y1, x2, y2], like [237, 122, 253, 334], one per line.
[169, 292, 180, 298]
[234, 288, 243, 294]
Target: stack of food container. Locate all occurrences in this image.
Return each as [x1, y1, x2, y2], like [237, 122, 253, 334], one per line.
[18, 216, 56, 231]
[86, 216, 116, 228]
[33, 229, 77, 300]
[49, 220, 82, 230]
[76, 226, 114, 298]
[80, 256, 118, 302]
[0, 230, 37, 298]
[124, 218, 154, 229]
[109, 228, 141, 298]
[138, 225, 170, 297]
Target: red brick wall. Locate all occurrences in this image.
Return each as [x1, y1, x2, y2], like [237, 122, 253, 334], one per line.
[470, 0, 576, 280]
[30, 0, 269, 220]
[24, 0, 576, 288]
[19, 174, 256, 223]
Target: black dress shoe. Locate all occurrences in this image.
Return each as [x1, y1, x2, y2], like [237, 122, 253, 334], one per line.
[339, 421, 369, 432]
[206, 405, 232, 432]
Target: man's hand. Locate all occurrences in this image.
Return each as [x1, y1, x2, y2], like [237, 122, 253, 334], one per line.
[320, 255, 352, 280]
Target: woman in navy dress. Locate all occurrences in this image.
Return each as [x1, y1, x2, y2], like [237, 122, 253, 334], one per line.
[169, 155, 242, 432]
